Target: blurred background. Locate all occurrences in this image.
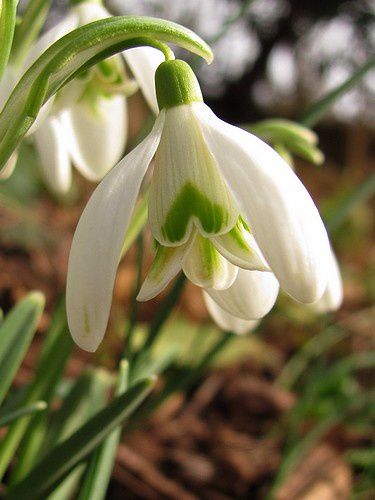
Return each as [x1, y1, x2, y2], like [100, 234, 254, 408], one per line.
[0, 0, 374, 499]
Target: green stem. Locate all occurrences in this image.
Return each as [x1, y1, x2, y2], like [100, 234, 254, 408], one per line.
[0, 401, 47, 428]
[142, 273, 186, 352]
[208, 0, 254, 44]
[299, 58, 375, 127]
[122, 234, 144, 362]
[128, 331, 233, 428]
[325, 172, 375, 232]
[11, 0, 53, 68]
[0, 0, 18, 81]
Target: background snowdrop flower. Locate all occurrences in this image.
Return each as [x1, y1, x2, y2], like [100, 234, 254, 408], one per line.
[1, 0, 164, 193]
[67, 59, 332, 351]
[310, 247, 343, 313]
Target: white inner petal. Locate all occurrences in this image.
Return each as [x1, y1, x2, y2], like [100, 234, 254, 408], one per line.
[182, 233, 238, 290]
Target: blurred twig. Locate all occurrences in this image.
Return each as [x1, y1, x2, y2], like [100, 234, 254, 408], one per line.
[299, 58, 375, 127]
[325, 172, 375, 232]
[207, 0, 254, 44]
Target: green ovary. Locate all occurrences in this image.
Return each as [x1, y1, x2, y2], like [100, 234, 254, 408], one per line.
[161, 182, 230, 243]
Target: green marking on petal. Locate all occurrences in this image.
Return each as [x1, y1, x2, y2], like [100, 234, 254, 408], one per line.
[161, 182, 230, 243]
[227, 220, 252, 252]
[148, 244, 177, 283]
[182, 233, 238, 290]
[83, 306, 90, 337]
[197, 236, 221, 280]
[211, 218, 270, 272]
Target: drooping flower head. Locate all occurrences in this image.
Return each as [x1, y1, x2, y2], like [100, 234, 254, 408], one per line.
[67, 58, 332, 351]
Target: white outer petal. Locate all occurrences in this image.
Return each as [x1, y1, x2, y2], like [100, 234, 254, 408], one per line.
[124, 47, 164, 114]
[60, 94, 128, 181]
[195, 103, 331, 303]
[33, 116, 72, 194]
[204, 292, 259, 334]
[205, 268, 279, 320]
[0, 152, 18, 179]
[311, 248, 343, 313]
[66, 111, 165, 351]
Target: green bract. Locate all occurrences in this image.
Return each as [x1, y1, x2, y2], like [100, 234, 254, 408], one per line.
[155, 60, 203, 109]
[0, 16, 213, 172]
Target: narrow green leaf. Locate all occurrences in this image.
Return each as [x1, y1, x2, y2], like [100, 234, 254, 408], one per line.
[77, 360, 129, 500]
[0, 0, 18, 81]
[7, 377, 154, 500]
[276, 325, 348, 389]
[142, 273, 186, 351]
[0, 16, 212, 169]
[0, 291, 44, 406]
[0, 299, 72, 481]
[47, 368, 113, 500]
[300, 58, 375, 127]
[325, 172, 375, 231]
[130, 346, 180, 385]
[0, 401, 47, 428]
[11, 0, 53, 68]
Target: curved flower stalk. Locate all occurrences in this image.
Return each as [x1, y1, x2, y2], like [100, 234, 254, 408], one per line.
[1, 1, 166, 193]
[0, 16, 213, 179]
[67, 59, 333, 351]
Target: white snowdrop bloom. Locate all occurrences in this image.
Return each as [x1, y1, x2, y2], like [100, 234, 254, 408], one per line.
[1, 0, 164, 193]
[203, 292, 260, 335]
[67, 59, 332, 351]
[310, 247, 343, 313]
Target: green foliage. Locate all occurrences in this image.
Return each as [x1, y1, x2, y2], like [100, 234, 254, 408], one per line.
[0, 0, 18, 80]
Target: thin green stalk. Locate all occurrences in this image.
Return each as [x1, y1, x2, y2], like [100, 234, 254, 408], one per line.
[268, 393, 373, 499]
[122, 234, 144, 362]
[300, 58, 375, 127]
[0, 0, 18, 81]
[6, 378, 154, 500]
[46, 368, 112, 500]
[120, 195, 148, 258]
[0, 401, 47, 428]
[77, 360, 129, 500]
[325, 172, 375, 231]
[208, 0, 254, 44]
[128, 331, 233, 428]
[10, 0, 52, 69]
[142, 273, 186, 352]
[0, 299, 72, 481]
[276, 325, 347, 389]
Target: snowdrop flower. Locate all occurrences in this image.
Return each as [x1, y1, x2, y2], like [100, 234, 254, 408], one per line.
[0, 0, 164, 193]
[310, 247, 343, 313]
[67, 59, 332, 351]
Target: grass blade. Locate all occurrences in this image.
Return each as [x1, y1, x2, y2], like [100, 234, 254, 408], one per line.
[0, 299, 72, 480]
[299, 58, 375, 127]
[0, 291, 44, 406]
[0, 0, 18, 81]
[77, 360, 129, 500]
[47, 368, 112, 500]
[7, 377, 155, 500]
[11, 0, 53, 68]
[0, 401, 47, 428]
